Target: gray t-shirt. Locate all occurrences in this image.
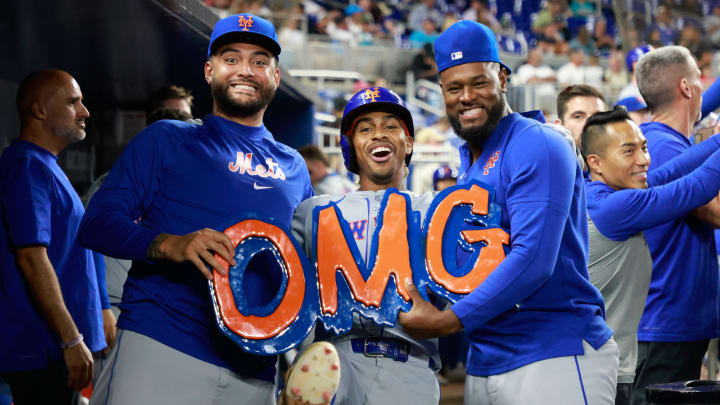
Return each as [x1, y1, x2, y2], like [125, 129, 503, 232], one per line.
[587, 218, 652, 383]
[292, 189, 439, 364]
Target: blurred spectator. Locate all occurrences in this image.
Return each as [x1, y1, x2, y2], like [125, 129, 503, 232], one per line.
[461, 0, 482, 21]
[346, 5, 365, 35]
[704, 5, 720, 47]
[537, 22, 570, 55]
[299, 145, 354, 195]
[678, 24, 713, 62]
[618, 45, 653, 100]
[460, 0, 501, 33]
[145, 85, 193, 126]
[357, 13, 377, 46]
[615, 96, 650, 126]
[557, 48, 587, 86]
[679, 0, 704, 16]
[592, 19, 615, 52]
[569, 26, 596, 56]
[604, 50, 630, 89]
[584, 54, 604, 88]
[514, 49, 557, 85]
[532, 0, 568, 35]
[432, 164, 457, 191]
[409, 18, 440, 48]
[408, 0, 444, 33]
[278, 8, 305, 50]
[441, 7, 459, 31]
[327, 13, 355, 44]
[644, 5, 677, 47]
[569, 0, 594, 18]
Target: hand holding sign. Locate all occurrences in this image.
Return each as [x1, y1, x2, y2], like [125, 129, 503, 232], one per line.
[398, 278, 463, 340]
[149, 228, 236, 280]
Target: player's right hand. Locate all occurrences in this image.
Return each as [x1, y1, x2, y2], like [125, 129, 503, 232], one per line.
[157, 229, 236, 280]
[64, 341, 93, 391]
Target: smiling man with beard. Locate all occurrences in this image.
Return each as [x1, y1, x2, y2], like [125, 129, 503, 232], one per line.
[79, 14, 313, 405]
[398, 21, 618, 405]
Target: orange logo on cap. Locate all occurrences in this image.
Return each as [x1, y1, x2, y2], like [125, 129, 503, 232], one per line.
[238, 15, 254, 31]
[363, 87, 380, 103]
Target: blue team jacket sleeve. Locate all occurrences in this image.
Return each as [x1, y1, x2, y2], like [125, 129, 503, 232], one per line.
[451, 126, 574, 330]
[93, 251, 110, 310]
[702, 79, 720, 120]
[4, 158, 52, 247]
[78, 123, 172, 260]
[589, 148, 720, 241]
[648, 134, 720, 186]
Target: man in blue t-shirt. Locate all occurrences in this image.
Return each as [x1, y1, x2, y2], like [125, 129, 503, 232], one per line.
[398, 21, 617, 404]
[0, 70, 108, 404]
[79, 13, 313, 405]
[631, 45, 720, 404]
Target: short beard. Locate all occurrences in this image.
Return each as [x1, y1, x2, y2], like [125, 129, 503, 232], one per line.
[212, 79, 276, 118]
[448, 94, 506, 148]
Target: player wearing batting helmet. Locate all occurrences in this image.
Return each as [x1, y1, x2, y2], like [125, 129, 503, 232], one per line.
[79, 13, 313, 405]
[618, 45, 653, 100]
[285, 87, 442, 405]
[397, 20, 618, 405]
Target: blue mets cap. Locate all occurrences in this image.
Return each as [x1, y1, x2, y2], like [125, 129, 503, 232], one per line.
[615, 96, 648, 112]
[432, 164, 457, 190]
[433, 20, 511, 74]
[208, 13, 281, 58]
[626, 45, 653, 72]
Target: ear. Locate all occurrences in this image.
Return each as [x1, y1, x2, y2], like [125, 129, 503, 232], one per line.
[405, 133, 414, 156]
[586, 154, 602, 175]
[498, 67, 508, 93]
[553, 118, 563, 126]
[274, 65, 281, 89]
[679, 78, 692, 99]
[30, 101, 46, 120]
[204, 60, 213, 85]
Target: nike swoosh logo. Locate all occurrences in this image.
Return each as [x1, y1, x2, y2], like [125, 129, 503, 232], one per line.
[253, 182, 272, 190]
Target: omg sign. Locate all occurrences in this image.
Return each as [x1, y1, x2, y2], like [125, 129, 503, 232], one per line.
[209, 181, 509, 355]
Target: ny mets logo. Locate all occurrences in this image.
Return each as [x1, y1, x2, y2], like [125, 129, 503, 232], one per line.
[483, 151, 500, 175]
[362, 87, 380, 103]
[238, 15, 253, 31]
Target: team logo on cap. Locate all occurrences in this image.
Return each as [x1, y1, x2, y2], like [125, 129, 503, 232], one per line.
[451, 51, 463, 61]
[238, 15, 254, 31]
[362, 87, 380, 103]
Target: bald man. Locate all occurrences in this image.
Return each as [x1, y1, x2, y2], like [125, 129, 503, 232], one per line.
[0, 70, 108, 404]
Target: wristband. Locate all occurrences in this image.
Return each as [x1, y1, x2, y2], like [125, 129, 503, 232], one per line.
[61, 333, 83, 350]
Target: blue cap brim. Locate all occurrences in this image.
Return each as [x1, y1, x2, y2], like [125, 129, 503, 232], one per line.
[208, 32, 281, 58]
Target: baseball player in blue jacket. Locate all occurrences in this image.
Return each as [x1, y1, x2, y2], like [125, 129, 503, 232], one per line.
[286, 87, 441, 405]
[398, 20, 618, 404]
[582, 106, 720, 405]
[78, 13, 313, 404]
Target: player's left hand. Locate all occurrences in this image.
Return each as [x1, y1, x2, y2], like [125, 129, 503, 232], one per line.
[398, 278, 463, 339]
[101, 308, 117, 353]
